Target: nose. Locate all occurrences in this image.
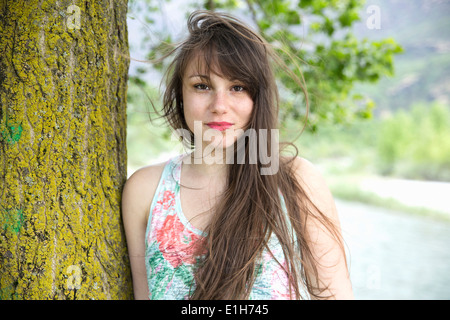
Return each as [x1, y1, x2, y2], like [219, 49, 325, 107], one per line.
[209, 90, 228, 114]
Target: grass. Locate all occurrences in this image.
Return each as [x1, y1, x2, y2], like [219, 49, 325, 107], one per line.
[324, 171, 450, 222]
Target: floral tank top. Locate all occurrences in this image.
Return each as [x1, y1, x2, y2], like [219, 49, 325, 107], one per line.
[144, 154, 309, 300]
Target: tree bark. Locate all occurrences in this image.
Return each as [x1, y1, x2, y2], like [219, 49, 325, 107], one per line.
[0, 0, 132, 299]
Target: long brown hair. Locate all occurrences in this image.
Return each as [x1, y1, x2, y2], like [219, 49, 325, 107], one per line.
[159, 10, 345, 300]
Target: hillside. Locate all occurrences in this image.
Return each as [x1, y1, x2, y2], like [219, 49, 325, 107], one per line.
[352, 0, 450, 114]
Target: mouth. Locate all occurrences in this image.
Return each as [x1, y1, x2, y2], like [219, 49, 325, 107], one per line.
[206, 122, 233, 131]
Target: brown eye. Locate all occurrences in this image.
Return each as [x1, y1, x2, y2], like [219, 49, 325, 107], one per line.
[232, 85, 245, 92]
[194, 84, 209, 90]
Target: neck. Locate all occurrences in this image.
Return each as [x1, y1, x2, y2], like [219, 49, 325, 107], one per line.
[188, 149, 229, 178]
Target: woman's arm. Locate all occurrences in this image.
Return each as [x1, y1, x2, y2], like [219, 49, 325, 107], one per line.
[121, 164, 165, 300]
[293, 157, 354, 300]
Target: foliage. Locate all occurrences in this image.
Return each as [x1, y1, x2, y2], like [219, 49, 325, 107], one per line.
[376, 102, 450, 181]
[126, 78, 181, 172]
[127, 0, 402, 131]
[295, 101, 450, 182]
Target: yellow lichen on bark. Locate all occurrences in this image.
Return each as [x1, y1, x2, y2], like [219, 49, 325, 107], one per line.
[0, 0, 132, 299]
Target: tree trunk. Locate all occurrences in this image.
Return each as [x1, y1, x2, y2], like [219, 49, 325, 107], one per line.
[0, 0, 132, 299]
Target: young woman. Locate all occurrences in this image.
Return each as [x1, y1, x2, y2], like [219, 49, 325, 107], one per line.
[122, 10, 353, 300]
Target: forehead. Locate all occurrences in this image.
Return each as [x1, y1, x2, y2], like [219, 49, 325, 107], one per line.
[183, 51, 223, 78]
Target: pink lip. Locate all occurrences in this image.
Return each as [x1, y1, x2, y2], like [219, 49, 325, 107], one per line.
[206, 122, 233, 131]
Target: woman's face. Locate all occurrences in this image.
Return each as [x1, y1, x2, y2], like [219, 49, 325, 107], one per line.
[181, 56, 254, 153]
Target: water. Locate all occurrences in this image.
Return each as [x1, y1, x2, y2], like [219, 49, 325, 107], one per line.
[336, 200, 450, 299]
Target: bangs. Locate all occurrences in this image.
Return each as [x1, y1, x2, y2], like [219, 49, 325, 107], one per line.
[181, 26, 268, 99]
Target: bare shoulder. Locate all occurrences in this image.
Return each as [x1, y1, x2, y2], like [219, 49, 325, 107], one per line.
[290, 156, 330, 194]
[125, 162, 167, 192]
[290, 157, 353, 299]
[122, 162, 167, 223]
[289, 156, 337, 219]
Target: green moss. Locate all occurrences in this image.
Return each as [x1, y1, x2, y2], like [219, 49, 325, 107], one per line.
[0, 207, 24, 234]
[0, 0, 131, 300]
[0, 117, 23, 145]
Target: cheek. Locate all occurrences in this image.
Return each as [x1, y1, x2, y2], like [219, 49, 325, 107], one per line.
[240, 99, 254, 124]
[181, 90, 198, 129]
[183, 108, 210, 139]
[183, 103, 202, 130]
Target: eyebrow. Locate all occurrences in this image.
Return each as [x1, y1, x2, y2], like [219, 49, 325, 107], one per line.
[188, 74, 210, 79]
[187, 74, 244, 84]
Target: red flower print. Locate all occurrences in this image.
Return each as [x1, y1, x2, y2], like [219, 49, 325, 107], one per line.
[157, 190, 175, 210]
[156, 214, 205, 268]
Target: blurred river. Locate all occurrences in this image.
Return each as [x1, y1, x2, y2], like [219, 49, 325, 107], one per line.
[336, 200, 450, 299]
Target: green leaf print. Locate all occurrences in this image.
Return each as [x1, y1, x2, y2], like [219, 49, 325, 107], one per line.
[147, 241, 196, 299]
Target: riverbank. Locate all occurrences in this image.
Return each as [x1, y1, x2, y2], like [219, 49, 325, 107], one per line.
[326, 173, 450, 222]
